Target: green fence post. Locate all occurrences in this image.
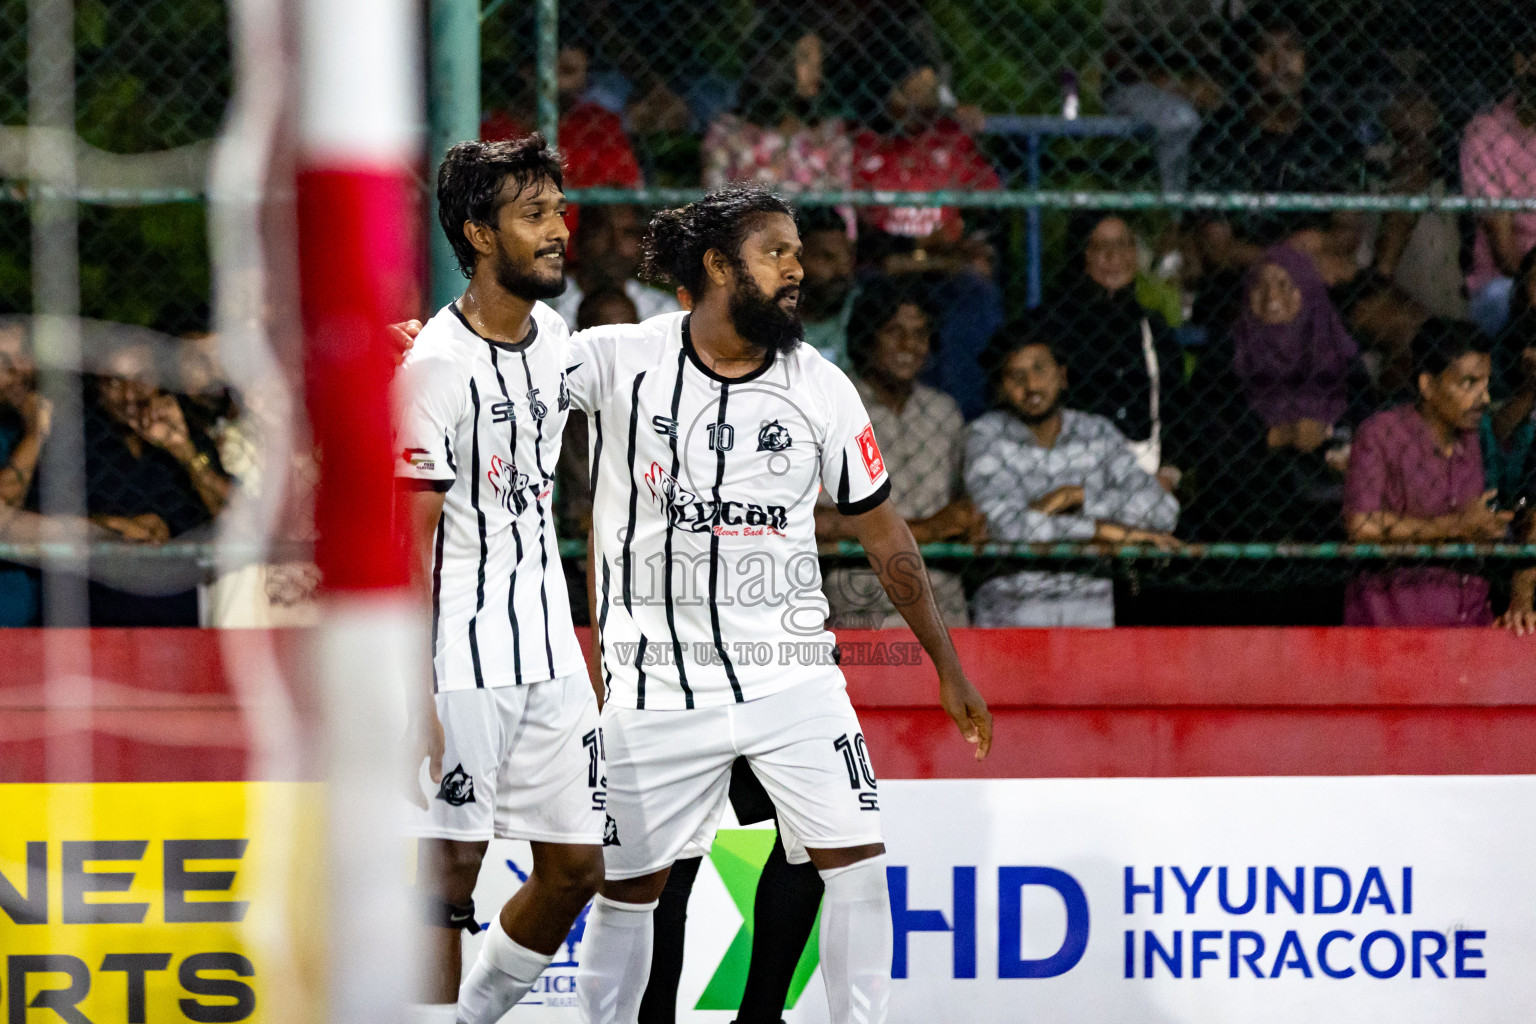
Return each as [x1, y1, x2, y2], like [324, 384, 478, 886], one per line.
[428, 0, 481, 310]
[536, 0, 558, 147]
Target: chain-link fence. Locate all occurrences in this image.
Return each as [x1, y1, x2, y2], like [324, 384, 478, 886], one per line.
[0, 0, 323, 628]
[6, 0, 1536, 626]
[489, 0, 1536, 626]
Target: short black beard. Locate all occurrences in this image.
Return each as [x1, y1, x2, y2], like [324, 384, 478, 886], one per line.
[728, 274, 803, 356]
[1014, 399, 1061, 426]
[493, 241, 567, 301]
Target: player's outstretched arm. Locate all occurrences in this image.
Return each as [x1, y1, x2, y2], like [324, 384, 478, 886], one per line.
[846, 500, 993, 760]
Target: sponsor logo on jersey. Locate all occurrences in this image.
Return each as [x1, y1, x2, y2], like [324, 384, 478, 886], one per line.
[756, 420, 793, 452]
[401, 447, 436, 472]
[526, 388, 548, 420]
[651, 414, 679, 438]
[558, 371, 573, 412]
[436, 764, 475, 806]
[491, 401, 517, 425]
[856, 423, 885, 481]
[644, 462, 788, 536]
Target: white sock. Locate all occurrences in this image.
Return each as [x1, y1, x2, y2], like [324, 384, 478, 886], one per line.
[455, 913, 555, 1024]
[818, 856, 892, 1024]
[575, 894, 657, 1024]
[410, 1005, 460, 1024]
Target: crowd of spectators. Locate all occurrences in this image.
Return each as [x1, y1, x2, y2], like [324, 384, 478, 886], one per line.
[515, 0, 1536, 630]
[0, 316, 317, 628]
[7, 2, 1536, 631]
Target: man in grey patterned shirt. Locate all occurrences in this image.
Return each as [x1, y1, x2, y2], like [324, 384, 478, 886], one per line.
[965, 333, 1180, 626]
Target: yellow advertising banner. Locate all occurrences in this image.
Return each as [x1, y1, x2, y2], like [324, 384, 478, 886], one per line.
[0, 783, 324, 1024]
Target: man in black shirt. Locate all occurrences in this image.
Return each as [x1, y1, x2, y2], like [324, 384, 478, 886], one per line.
[82, 336, 230, 624]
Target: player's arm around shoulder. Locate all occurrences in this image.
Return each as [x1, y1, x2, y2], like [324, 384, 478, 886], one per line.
[842, 495, 994, 761]
[566, 311, 682, 414]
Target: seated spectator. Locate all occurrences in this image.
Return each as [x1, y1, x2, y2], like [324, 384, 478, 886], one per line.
[546, 204, 680, 331]
[1345, 83, 1460, 398]
[1460, 24, 1536, 338]
[0, 318, 45, 625]
[796, 205, 858, 368]
[481, 44, 642, 196]
[177, 332, 319, 627]
[1047, 213, 1185, 485]
[1186, 13, 1364, 331]
[1485, 248, 1536, 500]
[847, 22, 1004, 419]
[1182, 243, 1360, 541]
[703, 31, 852, 197]
[851, 52, 999, 253]
[965, 330, 1179, 627]
[1233, 245, 1359, 450]
[1343, 319, 1506, 626]
[1103, 31, 1212, 194]
[816, 277, 978, 627]
[84, 335, 230, 625]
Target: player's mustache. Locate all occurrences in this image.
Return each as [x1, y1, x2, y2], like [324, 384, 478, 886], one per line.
[535, 243, 566, 258]
[775, 286, 800, 307]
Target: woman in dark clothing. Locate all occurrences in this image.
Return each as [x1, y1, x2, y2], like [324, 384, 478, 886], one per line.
[1046, 213, 1185, 486]
[1182, 243, 1361, 544]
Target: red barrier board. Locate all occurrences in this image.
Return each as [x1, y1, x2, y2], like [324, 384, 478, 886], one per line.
[2, 628, 1533, 783]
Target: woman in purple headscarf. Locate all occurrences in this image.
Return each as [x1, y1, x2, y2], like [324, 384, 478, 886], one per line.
[1232, 244, 1360, 455]
[1179, 243, 1362, 548]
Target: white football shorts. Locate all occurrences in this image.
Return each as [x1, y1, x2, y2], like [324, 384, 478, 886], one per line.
[600, 671, 883, 879]
[412, 670, 605, 845]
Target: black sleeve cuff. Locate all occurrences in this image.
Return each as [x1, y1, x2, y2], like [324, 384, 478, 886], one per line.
[396, 477, 453, 493]
[837, 479, 891, 517]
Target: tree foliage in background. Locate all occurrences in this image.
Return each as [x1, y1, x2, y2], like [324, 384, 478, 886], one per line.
[0, 0, 229, 332]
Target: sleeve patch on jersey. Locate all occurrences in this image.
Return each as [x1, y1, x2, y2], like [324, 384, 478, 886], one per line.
[401, 447, 437, 473]
[855, 424, 885, 481]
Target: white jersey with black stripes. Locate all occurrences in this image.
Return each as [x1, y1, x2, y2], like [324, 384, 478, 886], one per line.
[568, 311, 892, 711]
[394, 300, 586, 692]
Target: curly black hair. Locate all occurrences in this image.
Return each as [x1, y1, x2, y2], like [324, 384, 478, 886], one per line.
[436, 135, 564, 279]
[639, 184, 794, 297]
[845, 275, 933, 377]
[1413, 316, 1490, 381]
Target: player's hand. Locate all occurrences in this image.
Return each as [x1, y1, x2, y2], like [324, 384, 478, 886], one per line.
[406, 702, 444, 810]
[939, 673, 992, 761]
[388, 320, 424, 367]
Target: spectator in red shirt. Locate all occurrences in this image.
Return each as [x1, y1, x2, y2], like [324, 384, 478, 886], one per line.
[851, 59, 999, 249]
[481, 43, 642, 243]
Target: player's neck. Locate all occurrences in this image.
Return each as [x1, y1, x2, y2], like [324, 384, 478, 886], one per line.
[688, 302, 771, 379]
[457, 276, 537, 345]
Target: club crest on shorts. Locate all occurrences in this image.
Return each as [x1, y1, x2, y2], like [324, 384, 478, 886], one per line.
[757, 419, 793, 452]
[436, 764, 475, 806]
[603, 814, 621, 846]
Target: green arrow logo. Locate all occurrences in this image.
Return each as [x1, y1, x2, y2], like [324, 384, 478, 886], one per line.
[694, 830, 821, 1011]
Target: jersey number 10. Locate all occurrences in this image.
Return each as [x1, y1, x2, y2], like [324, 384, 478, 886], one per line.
[706, 422, 735, 452]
